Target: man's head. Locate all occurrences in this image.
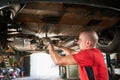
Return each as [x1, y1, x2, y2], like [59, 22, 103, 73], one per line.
[77, 29, 98, 50]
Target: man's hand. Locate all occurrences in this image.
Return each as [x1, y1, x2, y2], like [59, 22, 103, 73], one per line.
[55, 40, 63, 48]
[48, 43, 54, 50]
[43, 38, 52, 46]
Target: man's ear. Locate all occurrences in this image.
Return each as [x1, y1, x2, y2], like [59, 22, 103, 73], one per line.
[85, 40, 92, 46]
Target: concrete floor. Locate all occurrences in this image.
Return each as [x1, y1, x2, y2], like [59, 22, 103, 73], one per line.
[12, 77, 58, 80]
[12, 77, 80, 80]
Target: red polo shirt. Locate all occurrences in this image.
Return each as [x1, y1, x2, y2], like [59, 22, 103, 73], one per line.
[72, 48, 108, 80]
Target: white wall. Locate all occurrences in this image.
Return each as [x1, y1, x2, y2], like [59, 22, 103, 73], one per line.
[30, 52, 59, 80]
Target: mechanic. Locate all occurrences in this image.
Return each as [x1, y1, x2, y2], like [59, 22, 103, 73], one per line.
[48, 29, 108, 80]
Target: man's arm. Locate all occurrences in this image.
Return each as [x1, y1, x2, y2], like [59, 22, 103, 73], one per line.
[59, 46, 76, 55]
[48, 44, 77, 66]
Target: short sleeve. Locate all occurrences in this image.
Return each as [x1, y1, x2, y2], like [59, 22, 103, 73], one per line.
[72, 50, 93, 66]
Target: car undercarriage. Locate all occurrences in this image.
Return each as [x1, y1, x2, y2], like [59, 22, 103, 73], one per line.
[0, 0, 120, 53]
[0, 0, 120, 80]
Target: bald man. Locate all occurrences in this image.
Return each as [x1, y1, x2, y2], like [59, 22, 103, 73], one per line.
[48, 30, 108, 80]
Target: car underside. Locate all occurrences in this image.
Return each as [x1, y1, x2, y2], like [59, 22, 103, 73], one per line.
[0, 0, 120, 80]
[0, 0, 120, 54]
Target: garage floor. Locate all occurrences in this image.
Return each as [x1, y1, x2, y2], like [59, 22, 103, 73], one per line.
[12, 77, 80, 80]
